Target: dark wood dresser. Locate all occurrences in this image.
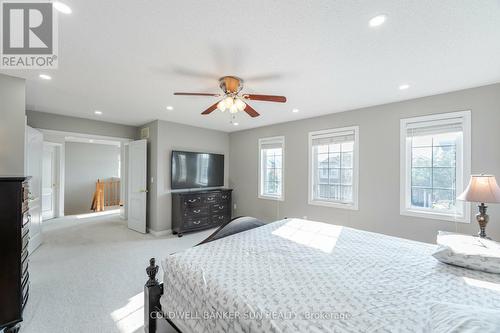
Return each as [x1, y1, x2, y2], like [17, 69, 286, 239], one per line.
[0, 177, 30, 333]
[172, 189, 232, 237]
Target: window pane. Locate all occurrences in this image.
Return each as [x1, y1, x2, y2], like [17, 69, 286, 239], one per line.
[329, 153, 340, 168]
[342, 186, 353, 202]
[412, 167, 432, 187]
[329, 169, 340, 184]
[433, 146, 455, 167]
[317, 145, 329, 154]
[433, 167, 455, 189]
[341, 169, 353, 185]
[433, 132, 460, 146]
[411, 187, 432, 208]
[329, 185, 341, 200]
[329, 143, 341, 153]
[412, 135, 432, 147]
[318, 184, 329, 198]
[432, 189, 455, 210]
[412, 147, 432, 167]
[274, 155, 282, 168]
[341, 151, 353, 168]
[266, 156, 275, 168]
[342, 141, 354, 152]
[310, 130, 357, 206]
[318, 153, 329, 167]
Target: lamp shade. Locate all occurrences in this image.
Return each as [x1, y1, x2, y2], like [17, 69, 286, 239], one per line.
[457, 175, 500, 203]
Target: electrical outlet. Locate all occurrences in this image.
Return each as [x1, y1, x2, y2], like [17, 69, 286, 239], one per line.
[151, 177, 154, 184]
[234, 203, 237, 210]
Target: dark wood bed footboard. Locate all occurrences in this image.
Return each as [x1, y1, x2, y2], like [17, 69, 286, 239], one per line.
[144, 216, 266, 333]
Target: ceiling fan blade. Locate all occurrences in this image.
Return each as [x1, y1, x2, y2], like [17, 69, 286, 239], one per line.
[201, 101, 221, 115]
[242, 94, 287, 103]
[243, 104, 260, 118]
[174, 92, 221, 97]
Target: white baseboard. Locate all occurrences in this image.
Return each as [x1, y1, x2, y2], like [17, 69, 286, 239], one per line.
[148, 228, 172, 237]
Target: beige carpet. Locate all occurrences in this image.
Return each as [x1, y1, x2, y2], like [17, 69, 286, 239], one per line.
[20, 212, 214, 333]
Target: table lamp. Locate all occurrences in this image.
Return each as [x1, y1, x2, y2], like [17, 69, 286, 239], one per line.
[457, 175, 500, 238]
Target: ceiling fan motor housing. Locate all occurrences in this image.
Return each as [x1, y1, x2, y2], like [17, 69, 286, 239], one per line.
[219, 76, 244, 94]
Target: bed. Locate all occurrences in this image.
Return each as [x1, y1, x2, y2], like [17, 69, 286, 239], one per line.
[144, 218, 500, 332]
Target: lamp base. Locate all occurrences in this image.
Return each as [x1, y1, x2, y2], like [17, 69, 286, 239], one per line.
[476, 203, 489, 238]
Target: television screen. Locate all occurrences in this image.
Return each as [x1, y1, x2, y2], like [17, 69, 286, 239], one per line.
[171, 151, 224, 189]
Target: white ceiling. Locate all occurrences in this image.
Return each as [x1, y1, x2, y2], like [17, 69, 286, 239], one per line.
[3, 0, 500, 132]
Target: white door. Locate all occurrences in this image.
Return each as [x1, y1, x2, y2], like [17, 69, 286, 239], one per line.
[42, 144, 56, 220]
[127, 139, 147, 233]
[26, 126, 44, 253]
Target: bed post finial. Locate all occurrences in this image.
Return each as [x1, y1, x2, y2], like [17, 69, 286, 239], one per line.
[146, 257, 159, 287]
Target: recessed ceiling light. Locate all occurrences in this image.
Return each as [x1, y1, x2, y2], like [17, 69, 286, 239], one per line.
[369, 14, 387, 27]
[94, 110, 103, 115]
[39, 74, 51, 80]
[399, 84, 410, 90]
[292, 108, 300, 113]
[166, 106, 174, 111]
[233, 122, 239, 126]
[53, 2, 72, 14]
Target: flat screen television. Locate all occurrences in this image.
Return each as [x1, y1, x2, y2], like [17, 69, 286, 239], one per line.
[171, 150, 224, 189]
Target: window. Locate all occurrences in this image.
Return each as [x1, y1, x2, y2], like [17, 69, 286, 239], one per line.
[259, 136, 284, 200]
[309, 126, 359, 209]
[400, 111, 471, 222]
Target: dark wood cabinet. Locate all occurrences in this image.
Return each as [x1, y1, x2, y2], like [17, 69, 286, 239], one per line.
[172, 189, 232, 237]
[0, 177, 30, 332]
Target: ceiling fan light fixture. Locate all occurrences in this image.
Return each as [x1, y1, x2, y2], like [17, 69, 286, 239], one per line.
[224, 96, 234, 108]
[234, 98, 246, 111]
[229, 104, 239, 114]
[217, 100, 227, 112]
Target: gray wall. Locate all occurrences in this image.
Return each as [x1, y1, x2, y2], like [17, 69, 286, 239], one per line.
[64, 142, 121, 215]
[229, 83, 500, 243]
[140, 120, 230, 232]
[0, 74, 25, 176]
[26, 110, 138, 139]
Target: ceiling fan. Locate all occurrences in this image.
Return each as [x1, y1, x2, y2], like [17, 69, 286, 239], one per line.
[174, 76, 287, 118]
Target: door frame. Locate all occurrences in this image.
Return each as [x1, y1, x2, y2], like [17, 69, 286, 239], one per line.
[38, 129, 132, 218]
[42, 142, 63, 219]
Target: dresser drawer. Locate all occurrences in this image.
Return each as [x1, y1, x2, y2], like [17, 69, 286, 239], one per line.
[183, 205, 209, 217]
[204, 192, 220, 204]
[212, 214, 230, 225]
[220, 192, 231, 202]
[186, 217, 210, 229]
[210, 203, 228, 214]
[182, 195, 203, 208]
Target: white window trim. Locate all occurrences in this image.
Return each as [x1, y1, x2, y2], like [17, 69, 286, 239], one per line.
[308, 126, 359, 210]
[400, 111, 471, 223]
[258, 136, 285, 201]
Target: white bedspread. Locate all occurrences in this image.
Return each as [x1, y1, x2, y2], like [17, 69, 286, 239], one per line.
[160, 219, 500, 332]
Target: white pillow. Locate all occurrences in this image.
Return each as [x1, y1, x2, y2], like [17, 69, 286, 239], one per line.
[432, 231, 500, 273]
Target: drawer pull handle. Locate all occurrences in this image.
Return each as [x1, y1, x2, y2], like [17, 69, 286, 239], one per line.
[193, 209, 201, 213]
[219, 206, 224, 209]
[193, 220, 201, 225]
[188, 199, 197, 203]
